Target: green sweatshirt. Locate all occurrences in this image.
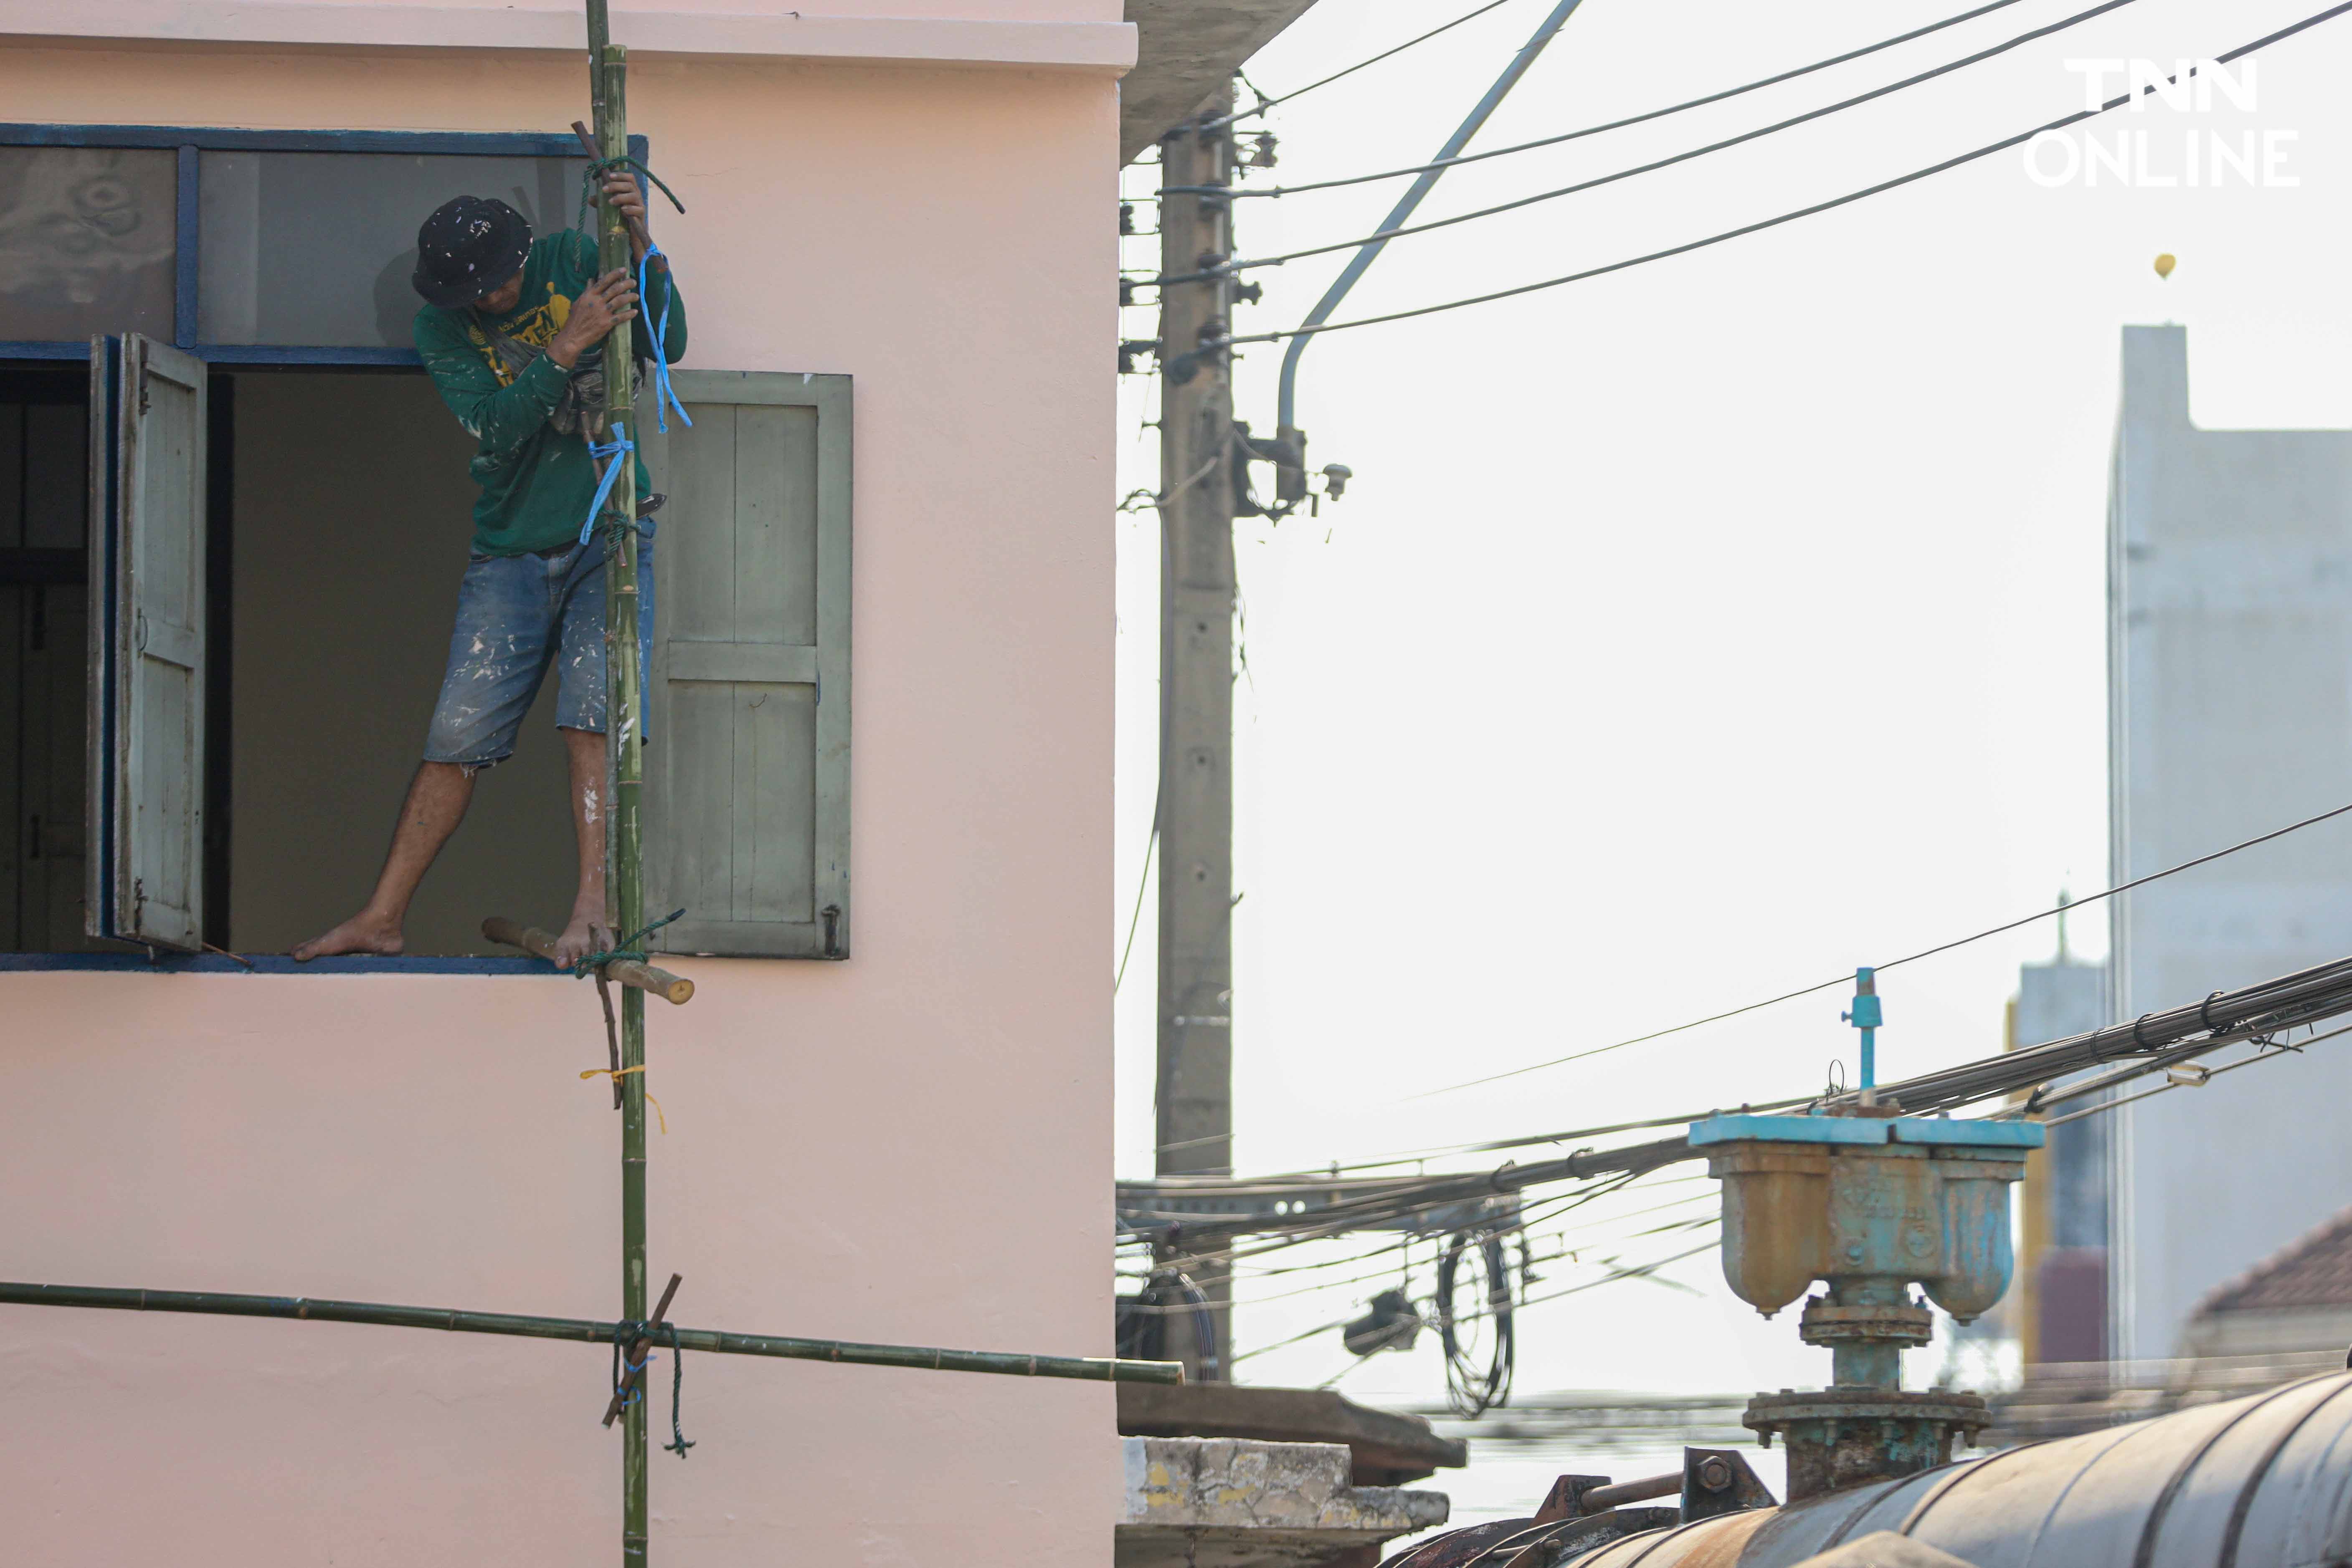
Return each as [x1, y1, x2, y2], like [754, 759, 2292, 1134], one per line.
[414, 227, 689, 556]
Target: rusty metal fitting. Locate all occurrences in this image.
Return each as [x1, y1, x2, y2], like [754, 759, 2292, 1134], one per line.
[1744, 1388, 1989, 1501]
[1798, 1297, 1934, 1348]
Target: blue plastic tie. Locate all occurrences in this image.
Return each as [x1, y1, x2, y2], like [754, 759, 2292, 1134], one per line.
[620, 1351, 653, 1407]
[579, 422, 634, 547]
[640, 245, 693, 434]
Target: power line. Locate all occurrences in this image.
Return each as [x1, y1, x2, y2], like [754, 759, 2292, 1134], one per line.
[1867, 960, 2352, 1119]
[1322, 1098, 1817, 1173]
[1152, 1137, 1698, 1264]
[1504, 1238, 1722, 1315]
[1439, 1231, 1724, 1332]
[1161, 0, 2139, 284]
[1123, 1181, 1713, 1315]
[1221, 2, 2352, 349]
[1113, 792, 1158, 993]
[1412, 790, 2352, 1100]
[2040, 1023, 2352, 1127]
[1184, 0, 2057, 204]
[1211, 0, 1528, 129]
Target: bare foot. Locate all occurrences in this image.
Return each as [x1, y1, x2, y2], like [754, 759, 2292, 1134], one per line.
[291, 912, 404, 961]
[552, 912, 606, 970]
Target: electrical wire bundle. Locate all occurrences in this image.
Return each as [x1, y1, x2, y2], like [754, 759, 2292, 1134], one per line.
[1151, 0, 2352, 347]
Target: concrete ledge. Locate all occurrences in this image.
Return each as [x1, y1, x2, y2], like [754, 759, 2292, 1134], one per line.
[0, 2, 1138, 71]
[1117, 1381, 1467, 1485]
[1119, 1436, 1448, 1568]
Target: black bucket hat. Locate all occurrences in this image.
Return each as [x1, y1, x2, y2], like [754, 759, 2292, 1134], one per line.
[412, 196, 532, 307]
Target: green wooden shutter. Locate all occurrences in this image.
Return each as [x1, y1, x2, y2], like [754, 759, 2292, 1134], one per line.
[638, 372, 850, 959]
[86, 334, 208, 951]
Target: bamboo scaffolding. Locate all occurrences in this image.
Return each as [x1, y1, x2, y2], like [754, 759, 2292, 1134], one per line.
[482, 917, 694, 1005]
[0, 1282, 1184, 1384]
[580, 8, 654, 1560]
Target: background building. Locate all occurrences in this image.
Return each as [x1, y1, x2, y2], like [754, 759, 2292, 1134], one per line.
[2012, 947, 2109, 1368]
[2105, 323, 2352, 1364]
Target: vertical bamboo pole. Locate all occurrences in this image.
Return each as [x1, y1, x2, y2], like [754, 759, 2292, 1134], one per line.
[585, 22, 651, 1568]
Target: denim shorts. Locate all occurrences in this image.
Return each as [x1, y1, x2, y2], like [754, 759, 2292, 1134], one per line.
[423, 536, 656, 769]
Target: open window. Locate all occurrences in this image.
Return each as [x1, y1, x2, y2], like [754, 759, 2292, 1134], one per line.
[3, 127, 853, 964]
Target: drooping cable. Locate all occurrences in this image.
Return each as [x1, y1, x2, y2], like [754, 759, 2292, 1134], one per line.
[1141, 950, 2352, 1283]
[1191, 0, 2039, 200]
[1412, 792, 2352, 1101]
[2039, 1022, 2352, 1126]
[1210, 0, 1527, 129]
[1113, 790, 1159, 993]
[1217, 3, 2352, 350]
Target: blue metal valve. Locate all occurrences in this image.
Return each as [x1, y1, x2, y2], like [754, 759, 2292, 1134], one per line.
[1841, 967, 1881, 1090]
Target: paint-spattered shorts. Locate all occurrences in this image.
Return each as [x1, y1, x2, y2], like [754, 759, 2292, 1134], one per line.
[423, 536, 655, 769]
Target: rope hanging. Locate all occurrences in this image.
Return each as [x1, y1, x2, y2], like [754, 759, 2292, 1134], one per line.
[662, 1322, 695, 1459]
[637, 241, 692, 434]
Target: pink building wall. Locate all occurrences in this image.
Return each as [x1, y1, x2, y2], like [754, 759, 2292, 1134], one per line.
[0, 12, 1126, 1564]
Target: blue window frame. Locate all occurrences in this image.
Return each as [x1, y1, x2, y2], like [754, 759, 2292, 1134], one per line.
[0, 122, 649, 368]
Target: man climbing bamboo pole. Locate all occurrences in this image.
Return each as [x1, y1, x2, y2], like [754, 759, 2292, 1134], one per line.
[289, 159, 685, 967]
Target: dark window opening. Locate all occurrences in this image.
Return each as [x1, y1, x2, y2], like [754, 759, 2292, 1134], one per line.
[0, 360, 587, 957]
[0, 364, 103, 951]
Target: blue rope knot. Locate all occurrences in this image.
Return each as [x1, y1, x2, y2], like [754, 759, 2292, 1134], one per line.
[611, 1319, 654, 1409]
[578, 424, 635, 547]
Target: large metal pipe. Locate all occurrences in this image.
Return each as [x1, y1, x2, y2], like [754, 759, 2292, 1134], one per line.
[1559, 1370, 2352, 1565]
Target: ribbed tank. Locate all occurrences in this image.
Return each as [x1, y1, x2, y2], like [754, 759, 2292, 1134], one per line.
[1561, 1371, 2352, 1567]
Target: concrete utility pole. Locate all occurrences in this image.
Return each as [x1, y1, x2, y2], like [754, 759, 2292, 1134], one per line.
[1155, 84, 1237, 1381]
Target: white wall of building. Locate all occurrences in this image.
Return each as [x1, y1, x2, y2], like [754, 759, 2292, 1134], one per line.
[2106, 324, 2352, 1361]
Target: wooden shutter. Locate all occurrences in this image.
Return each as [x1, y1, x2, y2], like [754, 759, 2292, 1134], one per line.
[86, 334, 208, 951]
[639, 372, 850, 959]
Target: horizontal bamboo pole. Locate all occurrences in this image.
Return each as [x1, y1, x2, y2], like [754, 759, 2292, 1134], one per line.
[0, 1281, 1184, 1384]
[482, 917, 695, 1005]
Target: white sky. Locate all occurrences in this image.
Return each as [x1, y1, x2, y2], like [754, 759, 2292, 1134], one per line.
[1110, 0, 2352, 1520]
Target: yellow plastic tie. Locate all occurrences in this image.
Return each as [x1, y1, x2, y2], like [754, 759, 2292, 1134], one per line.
[582, 1065, 667, 1134]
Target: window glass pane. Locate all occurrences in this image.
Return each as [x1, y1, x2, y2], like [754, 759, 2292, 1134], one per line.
[198, 151, 586, 348]
[0, 147, 177, 343]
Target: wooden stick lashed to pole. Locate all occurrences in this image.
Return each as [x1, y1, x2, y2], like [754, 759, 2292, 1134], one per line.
[604, 1272, 683, 1427]
[480, 918, 694, 1005]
